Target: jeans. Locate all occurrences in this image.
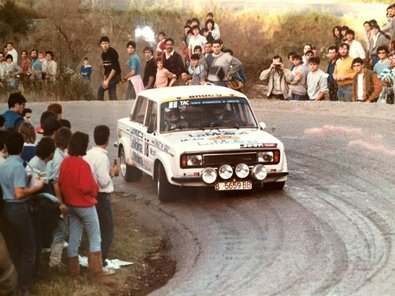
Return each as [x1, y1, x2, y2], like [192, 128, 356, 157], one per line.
[328, 80, 338, 101]
[97, 75, 119, 101]
[125, 81, 137, 100]
[2, 202, 36, 291]
[52, 216, 68, 244]
[291, 93, 308, 101]
[67, 206, 101, 257]
[337, 84, 352, 102]
[96, 192, 114, 263]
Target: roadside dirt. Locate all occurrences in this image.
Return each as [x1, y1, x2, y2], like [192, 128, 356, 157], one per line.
[32, 192, 176, 296]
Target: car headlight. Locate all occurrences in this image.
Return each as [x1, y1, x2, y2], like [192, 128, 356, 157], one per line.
[252, 164, 267, 181]
[218, 164, 233, 180]
[181, 154, 203, 168]
[235, 163, 249, 179]
[257, 151, 273, 163]
[202, 167, 217, 184]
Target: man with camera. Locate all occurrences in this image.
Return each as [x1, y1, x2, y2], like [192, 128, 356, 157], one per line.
[259, 55, 293, 100]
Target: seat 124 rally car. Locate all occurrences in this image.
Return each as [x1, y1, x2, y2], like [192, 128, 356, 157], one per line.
[116, 85, 288, 202]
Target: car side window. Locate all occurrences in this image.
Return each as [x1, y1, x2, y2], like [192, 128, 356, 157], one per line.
[131, 97, 148, 124]
[145, 101, 158, 131]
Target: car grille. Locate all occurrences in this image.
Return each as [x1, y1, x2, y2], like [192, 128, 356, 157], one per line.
[203, 152, 257, 166]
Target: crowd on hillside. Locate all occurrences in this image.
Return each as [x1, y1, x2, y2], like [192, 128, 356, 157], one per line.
[4, 7, 395, 104]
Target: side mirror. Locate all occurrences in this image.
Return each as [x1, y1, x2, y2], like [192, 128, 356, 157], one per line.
[259, 122, 266, 130]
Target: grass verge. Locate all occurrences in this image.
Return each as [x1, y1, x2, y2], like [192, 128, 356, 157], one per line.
[31, 192, 176, 296]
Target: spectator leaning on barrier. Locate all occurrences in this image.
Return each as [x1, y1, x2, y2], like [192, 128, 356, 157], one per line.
[307, 56, 329, 101]
[259, 55, 293, 100]
[351, 57, 382, 103]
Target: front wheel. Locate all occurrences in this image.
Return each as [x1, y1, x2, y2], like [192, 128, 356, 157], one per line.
[119, 146, 142, 182]
[157, 164, 176, 202]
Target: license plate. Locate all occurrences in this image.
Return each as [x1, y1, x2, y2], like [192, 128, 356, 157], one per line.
[215, 181, 252, 191]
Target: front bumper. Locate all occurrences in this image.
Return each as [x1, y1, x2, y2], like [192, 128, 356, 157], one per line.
[171, 171, 289, 184]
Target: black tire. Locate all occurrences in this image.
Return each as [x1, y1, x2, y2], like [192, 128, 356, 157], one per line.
[157, 164, 176, 203]
[264, 181, 285, 190]
[119, 146, 142, 182]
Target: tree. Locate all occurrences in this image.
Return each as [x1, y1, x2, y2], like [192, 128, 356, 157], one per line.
[0, 0, 35, 42]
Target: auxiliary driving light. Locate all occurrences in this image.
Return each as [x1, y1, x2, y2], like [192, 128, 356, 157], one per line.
[257, 151, 274, 163]
[252, 164, 267, 181]
[218, 164, 233, 180]
[201, 167, 217, 184]
[235, 163, 249, 179]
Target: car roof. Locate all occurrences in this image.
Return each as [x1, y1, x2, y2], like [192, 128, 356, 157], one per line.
[137, 85, 248, 103]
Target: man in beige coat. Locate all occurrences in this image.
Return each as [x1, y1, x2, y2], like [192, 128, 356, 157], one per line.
[259, 55, 293, 100]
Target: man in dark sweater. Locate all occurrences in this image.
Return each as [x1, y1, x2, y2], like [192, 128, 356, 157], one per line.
[143, 46, 156, 89]
[162, 38, 187, 85]
[97, 36, 121, 101]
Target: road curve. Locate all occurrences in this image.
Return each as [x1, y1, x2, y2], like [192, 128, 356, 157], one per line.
[15, 100, 395, 296]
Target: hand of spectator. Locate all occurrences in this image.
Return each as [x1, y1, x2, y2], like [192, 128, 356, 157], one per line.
[111, 164, 120, 178]
[59, 204, 68, 215]
[168, 73, 176, 80]
[102, 80, 109, 89]
[35, 177, 45, 190]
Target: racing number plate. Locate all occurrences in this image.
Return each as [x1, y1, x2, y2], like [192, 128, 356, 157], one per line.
[215, 181, 252, 191]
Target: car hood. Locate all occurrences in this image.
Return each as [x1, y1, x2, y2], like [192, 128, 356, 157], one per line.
[163, 129, 283, 153]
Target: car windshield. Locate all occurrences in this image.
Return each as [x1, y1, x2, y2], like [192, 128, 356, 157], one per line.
[160, 97, 258, 132]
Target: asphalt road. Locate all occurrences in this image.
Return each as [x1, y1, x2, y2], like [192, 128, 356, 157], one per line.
[8, 99, 395, 296]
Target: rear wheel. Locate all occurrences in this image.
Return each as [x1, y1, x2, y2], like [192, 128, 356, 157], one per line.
[119, 146, 142, 182]
[157, 164, 176, 203]
[265, 181, 285, 190]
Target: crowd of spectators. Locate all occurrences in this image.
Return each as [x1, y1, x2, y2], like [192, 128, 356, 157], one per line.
[0, 93, 119, 295]
[258, 4, 395, 104]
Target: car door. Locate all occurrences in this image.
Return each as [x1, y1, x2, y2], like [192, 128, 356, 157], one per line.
[130, 96, 148, 171]
[141, 100, 158, 175]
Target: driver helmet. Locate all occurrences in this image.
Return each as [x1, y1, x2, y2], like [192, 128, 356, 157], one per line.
[164, 107, 180, 122]
[212, 104, 227, 116]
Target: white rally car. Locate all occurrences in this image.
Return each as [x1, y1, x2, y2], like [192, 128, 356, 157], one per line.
[116, 85, 288, 202]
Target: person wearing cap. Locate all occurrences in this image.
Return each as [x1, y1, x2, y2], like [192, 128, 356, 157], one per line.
[97, 36, 121, 101]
